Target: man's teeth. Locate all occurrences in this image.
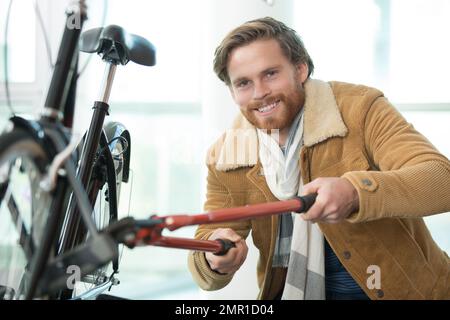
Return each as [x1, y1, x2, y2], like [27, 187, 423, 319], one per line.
[258, 101, 279, 112]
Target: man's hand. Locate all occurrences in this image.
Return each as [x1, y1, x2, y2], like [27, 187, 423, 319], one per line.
[301, 177, 359, 224]
[205, 228, 248, 275]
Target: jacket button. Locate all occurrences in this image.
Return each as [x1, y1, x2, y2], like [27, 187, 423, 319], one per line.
[362, 178, 372, 186]
[343, 251, 351, 259]
[377, 290, 384, 298]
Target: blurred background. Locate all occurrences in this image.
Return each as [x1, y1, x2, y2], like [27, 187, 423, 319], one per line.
[0, 0, 449, 299]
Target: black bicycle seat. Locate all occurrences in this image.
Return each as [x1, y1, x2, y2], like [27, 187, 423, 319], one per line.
[79, 25, 156, 66]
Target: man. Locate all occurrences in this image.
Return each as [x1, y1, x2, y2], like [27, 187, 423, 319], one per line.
[188, 17, 450, 300]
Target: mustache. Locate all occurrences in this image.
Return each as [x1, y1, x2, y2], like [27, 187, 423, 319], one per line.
[247, 94, 285, 110]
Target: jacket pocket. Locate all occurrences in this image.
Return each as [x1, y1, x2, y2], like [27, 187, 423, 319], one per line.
[313, 150, 371, 178]
[362, 219, 438, 298]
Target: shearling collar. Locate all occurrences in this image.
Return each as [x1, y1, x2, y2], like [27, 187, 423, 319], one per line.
[214, 79, 348, 172]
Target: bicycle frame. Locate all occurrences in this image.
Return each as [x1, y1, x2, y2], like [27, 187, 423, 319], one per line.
[5, 0, 121, 299]
[43, 1, 87, 126]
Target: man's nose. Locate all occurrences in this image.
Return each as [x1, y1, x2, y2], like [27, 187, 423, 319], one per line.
[253, 80, 271, 100]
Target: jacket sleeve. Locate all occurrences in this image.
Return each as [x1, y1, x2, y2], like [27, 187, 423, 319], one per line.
[342, 96, 450, 223]
[187, 163, 251, 291]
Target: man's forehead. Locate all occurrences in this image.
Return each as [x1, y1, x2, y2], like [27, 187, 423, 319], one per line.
[227, 39, 286, 80]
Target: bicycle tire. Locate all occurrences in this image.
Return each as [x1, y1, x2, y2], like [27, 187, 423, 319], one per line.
[0, 129, 60, 300]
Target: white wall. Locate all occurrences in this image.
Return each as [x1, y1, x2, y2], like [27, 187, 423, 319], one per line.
[199, 0, 294, 300]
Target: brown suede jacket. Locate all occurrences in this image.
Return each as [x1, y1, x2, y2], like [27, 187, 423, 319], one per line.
[188, 79, 450, 300]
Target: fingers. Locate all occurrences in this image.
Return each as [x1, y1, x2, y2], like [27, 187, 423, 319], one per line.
[302, 178, 322, 196]
[301, 194, 324, 222]
[207, 239, 247, 274]
[301, 178, 336, 223]
[227, 237, 248, 271]
[302, 187, 340, 223]
[301, 177, 358, 224]
[205, 228, 247, 274]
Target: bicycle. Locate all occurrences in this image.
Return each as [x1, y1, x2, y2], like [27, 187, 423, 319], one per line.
[0, 0, 154, 299]
[0, 1, 317, 300]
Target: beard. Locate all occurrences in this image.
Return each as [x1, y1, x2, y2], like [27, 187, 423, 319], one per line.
[241, 83, 305, 131]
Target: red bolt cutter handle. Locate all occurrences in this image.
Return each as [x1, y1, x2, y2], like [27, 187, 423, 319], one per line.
[122, 194, 317, 255]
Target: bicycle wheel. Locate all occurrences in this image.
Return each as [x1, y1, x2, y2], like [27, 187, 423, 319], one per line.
[0, 129, 56, 300]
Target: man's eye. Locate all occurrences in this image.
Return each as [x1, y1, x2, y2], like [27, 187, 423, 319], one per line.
[266, 70, 278, 77]
[237, 80, 249, 88]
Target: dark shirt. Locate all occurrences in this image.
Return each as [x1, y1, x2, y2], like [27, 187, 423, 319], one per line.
[324, 239, 369, 299]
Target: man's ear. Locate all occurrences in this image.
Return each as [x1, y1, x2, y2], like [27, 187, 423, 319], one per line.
[296, 63, 309, 84]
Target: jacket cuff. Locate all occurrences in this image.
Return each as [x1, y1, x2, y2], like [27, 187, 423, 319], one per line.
[342, 171, 380, 223]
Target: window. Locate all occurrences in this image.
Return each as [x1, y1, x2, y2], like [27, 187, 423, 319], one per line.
[294, 0, 450, 103]
[80, 0, 203, 104]
[0, 0, 53, 118]
[0, 0, 36, 83]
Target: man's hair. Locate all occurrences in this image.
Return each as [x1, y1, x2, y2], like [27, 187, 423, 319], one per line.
[213, 17, 314, 85]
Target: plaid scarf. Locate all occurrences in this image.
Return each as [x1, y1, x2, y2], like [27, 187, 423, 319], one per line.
[257, 108, 325, 300]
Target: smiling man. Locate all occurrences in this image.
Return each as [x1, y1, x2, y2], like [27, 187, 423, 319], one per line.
[188, 17, 450, 300]
[228, 38, 307, 146]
